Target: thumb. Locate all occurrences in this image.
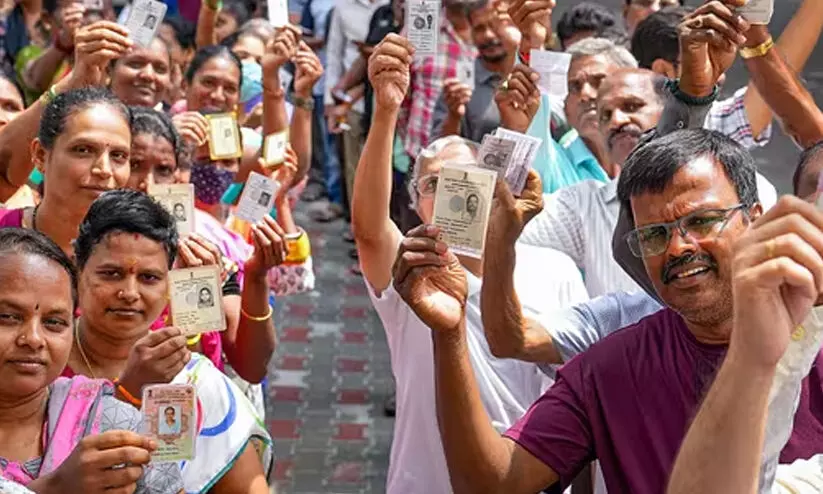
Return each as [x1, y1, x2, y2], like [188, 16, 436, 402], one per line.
[493, 177, 516, 210]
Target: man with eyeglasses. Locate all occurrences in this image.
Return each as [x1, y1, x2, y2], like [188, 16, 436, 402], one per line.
[391, 127, 823, 493]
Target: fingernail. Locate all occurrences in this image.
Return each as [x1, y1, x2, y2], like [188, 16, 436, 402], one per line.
[426, 224, 437, 235]
[530, 73, 539, 81]
[435, 242, 447, 253]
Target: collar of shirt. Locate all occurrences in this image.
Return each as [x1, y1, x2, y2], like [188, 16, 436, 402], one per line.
[475, 58, 502, 86]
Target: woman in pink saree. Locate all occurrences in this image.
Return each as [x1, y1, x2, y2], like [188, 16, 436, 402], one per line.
[0, 228, 183, 493]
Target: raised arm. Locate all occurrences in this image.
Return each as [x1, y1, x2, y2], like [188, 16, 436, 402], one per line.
[0, 21, 131, 201]
[351, 34, 408, 292]
[668, 197, 823, 494]
[262, 26, 299, 139]
[290, 41, 323, 184]
[392, 212, 558, 494]
[22, 3, 81, 94]
[196, 0, 220, 48]
[740, 0, 823, 138]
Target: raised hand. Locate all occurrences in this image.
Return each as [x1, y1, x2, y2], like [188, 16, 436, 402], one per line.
[262, 24, 301, 76]
[442, 78, 472, 117]
[730, 196, 823, 369]
[39, 431, 155, 493]
[293, 41, 323, 97]
[678, 0, 749, 97]
[508, 0, 554, 50]
[491, 0, 522, 52]
[487, 169, 543, 245]
[71, 21, 132, 87]
[393, 225, 468, 333]
[118, 327, 191, 397]
[55, 2, 85, 53]
[171, 111, 209, 148]
[177, 233, 224, 270]
[495, 64, 541, 133]
[245, 215, 289, 277]
[368, 33, 413, 113]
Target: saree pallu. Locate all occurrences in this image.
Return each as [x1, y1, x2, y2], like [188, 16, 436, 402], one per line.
[173, 353, 273, 493]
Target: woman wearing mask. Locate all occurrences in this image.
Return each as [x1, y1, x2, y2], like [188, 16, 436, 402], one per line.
[0, 227, 183, 493]
[0, 86, 131, 255]
[67, 189, 272, 494]
[126, 106, 280, 388]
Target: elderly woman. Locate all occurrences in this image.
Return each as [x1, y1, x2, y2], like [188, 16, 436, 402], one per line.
[66, 189, 272, 493]
[0, 228, 183, 493]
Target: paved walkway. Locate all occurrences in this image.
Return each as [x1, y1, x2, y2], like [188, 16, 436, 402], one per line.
[266, 206, 394, 493]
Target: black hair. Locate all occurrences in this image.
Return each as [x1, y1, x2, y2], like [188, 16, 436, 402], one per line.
[597, 25, 630, 47]
[793, 140, 823, 194]
[38, 86, 130, 150]
[617, 129, 758, 212]
[464, 0, 490, 20]
[130, 106, 184, 167]
[0, 228, 78, 308]
[631, 7, 692, 69]
[625, 0, 684, 4]
[221, 0, 251, 28]
[43, 0, 59, 15]
[74, 189, 179, 270]
[161, 16, 196, 50]
[556, 3, 618, 49]
[185, 45, 243, 87]
[165, 406, 176, 414]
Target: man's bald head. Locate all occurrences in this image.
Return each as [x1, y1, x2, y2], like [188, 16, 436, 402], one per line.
[597, 68, 667, 172]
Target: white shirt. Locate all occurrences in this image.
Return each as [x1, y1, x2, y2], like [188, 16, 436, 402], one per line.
[323, 0, 388, 111]
[518, 174, 778, 298]
[367, 244, 587, 494]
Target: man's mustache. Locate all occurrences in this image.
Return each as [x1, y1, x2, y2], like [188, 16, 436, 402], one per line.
[608, 123, 644, 149]
[662, 252, 718, 285]
[478, 40, 503, 51]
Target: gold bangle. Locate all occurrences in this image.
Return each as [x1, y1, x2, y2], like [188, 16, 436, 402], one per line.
[740, 37, 774, 59]
[241, 304, 273, 321]
[40, 85, 58, 105]
[186, 333, 202, 346]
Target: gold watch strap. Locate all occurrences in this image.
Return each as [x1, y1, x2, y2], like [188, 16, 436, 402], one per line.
[740, 37, 774, 59]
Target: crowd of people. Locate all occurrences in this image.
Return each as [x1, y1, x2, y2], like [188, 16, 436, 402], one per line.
[0, 0, 818, 492]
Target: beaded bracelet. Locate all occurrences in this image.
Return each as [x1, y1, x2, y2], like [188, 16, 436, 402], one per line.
[113, 378, 142, 407]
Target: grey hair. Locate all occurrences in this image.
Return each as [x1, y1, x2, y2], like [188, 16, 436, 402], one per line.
[408, 136, 480, 210]
[566, 37, 638, 69]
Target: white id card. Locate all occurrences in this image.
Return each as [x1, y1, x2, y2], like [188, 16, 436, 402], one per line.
[235, 172, 281, 224]
[279, 68, 293, 92]
[431, 163, 496, 259]
[168, 265, 227, 336]
[205, 112, 243, 161]
[263, 130, 289, 167]
[148, 183, 195, 236]
[123, 0, 167, 47]
[737, 0, 773, 25]
[268, 0, 289, 27]
[406, 0, 440, 57]
[457, 58, 475, 90]
[493, 128, 542, 195]
[529, 50, 572, 103]
[142, 384, 196, 462]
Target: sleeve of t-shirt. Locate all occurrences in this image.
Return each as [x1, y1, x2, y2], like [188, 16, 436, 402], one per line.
[503, 359, 595, 489]
[517, 185, 587, 267]
[365, 273, 410, 347]
[536, 291, 663, 363]
[98, 396, 185, 494]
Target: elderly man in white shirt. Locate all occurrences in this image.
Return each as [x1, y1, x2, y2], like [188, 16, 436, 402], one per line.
[352, 35, 587, 494]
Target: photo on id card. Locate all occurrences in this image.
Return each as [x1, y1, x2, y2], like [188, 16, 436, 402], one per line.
[123, 0, 167, 47]
[142, 384, 196, 462]
[206, 113, 243, 161]
[431, 163, 496, 259]
[235, 171, 281, 224]
[147, 183, 195, 236]
[168, 265, 227, 336]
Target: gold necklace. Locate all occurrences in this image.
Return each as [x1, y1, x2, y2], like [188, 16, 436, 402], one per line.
[74, 319, 97, 379]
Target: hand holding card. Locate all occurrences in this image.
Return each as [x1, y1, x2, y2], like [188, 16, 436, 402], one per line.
[168, 266, 227, 335]
[235, 171, 281, 224]
[142, 384, 197, 462]
[206, 113, 243, 160]
[737, 0, 773, 25]
[431, 163, 497, 259]
[117, 327, 191, 402]
[72, 22, 132, 87]
[123, 0, 167, 47]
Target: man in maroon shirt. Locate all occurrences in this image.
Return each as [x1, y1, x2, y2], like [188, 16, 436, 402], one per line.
[388, 2, 823, 493]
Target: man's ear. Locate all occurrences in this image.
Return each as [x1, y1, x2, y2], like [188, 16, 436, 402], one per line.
[748, 202, 764, 223]
[651, 58, 677, 79]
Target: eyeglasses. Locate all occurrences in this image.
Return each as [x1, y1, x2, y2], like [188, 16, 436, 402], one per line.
[412, 173, 439, 196]
[625, 204, 748, 258]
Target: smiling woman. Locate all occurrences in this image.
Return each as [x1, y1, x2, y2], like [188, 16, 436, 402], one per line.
[109, 36, 173, 108]
[0, 87, 132, 256]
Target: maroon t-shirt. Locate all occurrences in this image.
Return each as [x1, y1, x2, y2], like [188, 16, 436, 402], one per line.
[504, 308, 823, 493]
